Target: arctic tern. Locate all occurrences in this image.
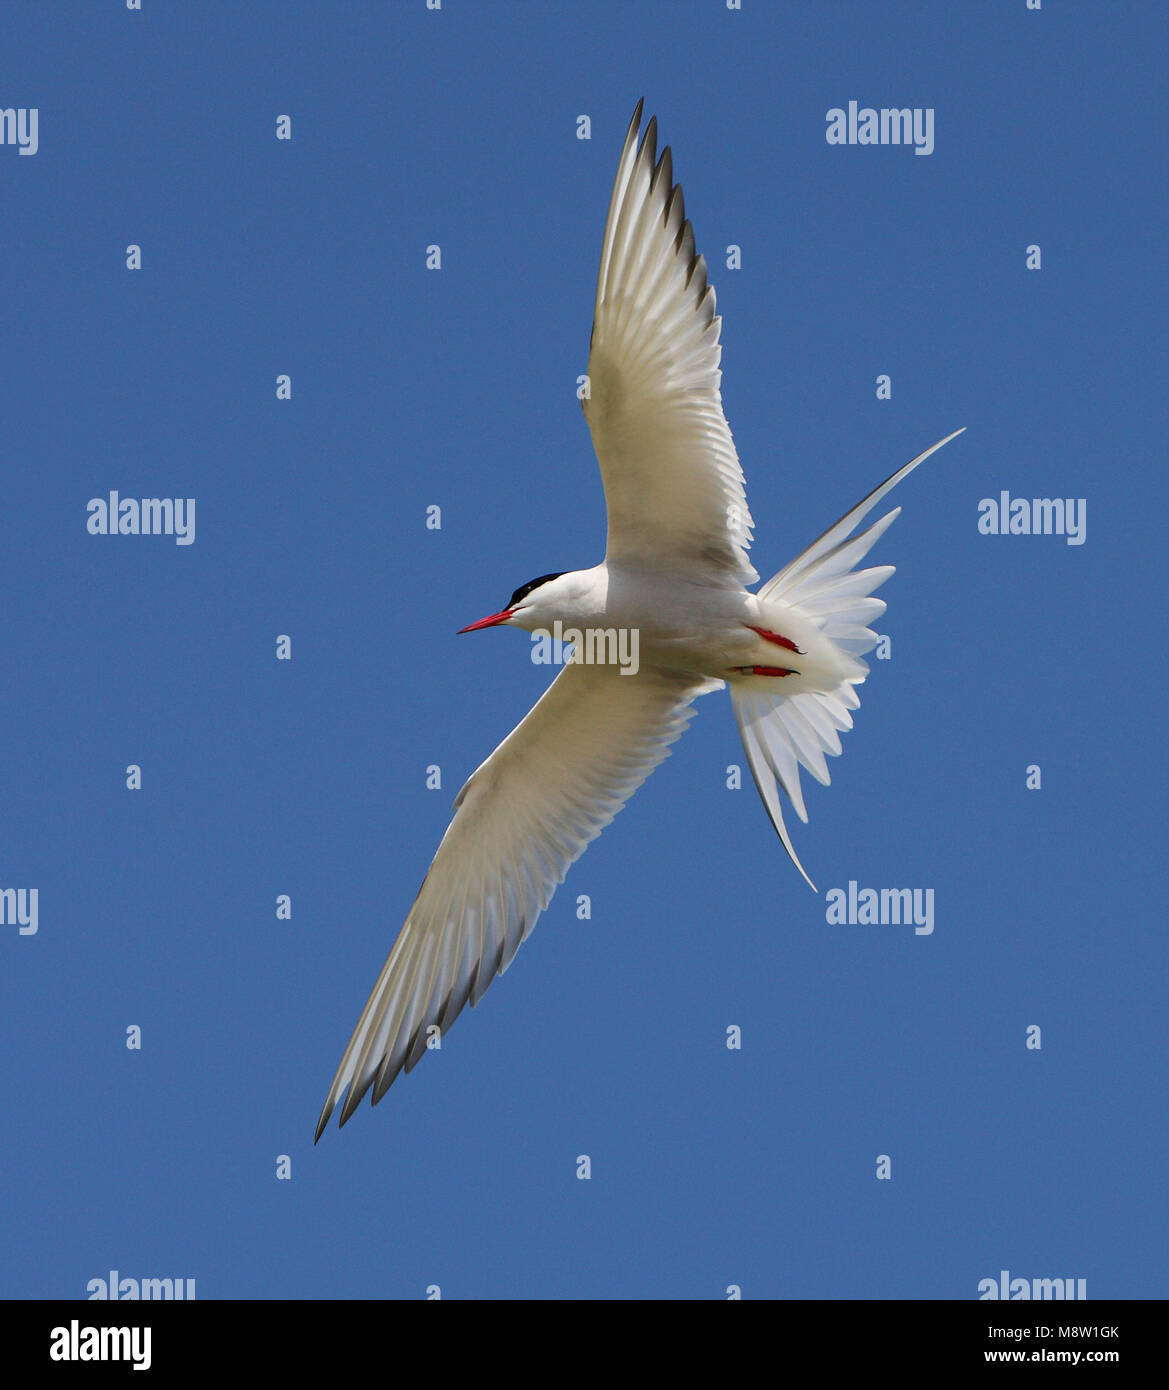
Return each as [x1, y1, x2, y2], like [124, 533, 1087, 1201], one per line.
[316, 101, 963, 1138]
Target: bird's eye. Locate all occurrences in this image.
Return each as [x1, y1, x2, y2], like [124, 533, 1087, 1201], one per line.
[507, 573, 565, 609]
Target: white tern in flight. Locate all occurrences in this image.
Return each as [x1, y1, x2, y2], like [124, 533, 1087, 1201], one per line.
[316, 101, 963, 1138]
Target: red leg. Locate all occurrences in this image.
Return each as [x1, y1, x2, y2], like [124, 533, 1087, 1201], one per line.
[744, 624, 803, 654]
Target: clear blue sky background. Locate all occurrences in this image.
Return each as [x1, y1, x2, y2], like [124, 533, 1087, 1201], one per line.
[2, 1, 1165, 1300]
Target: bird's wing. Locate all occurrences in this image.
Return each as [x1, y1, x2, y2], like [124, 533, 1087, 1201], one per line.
[316, 661, 717, 1137]
[583, 101, 757, 586]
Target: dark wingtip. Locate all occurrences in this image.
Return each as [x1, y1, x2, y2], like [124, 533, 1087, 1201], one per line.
[652, 144, 673, 198]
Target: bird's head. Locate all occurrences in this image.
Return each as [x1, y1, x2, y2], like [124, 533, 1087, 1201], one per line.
[458, 571, 569, 635]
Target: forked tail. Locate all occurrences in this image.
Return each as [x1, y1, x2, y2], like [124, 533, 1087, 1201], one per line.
[731, 428, 965, 890]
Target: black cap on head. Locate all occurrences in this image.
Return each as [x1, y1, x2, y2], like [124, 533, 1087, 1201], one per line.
[507, 573, 565, 609]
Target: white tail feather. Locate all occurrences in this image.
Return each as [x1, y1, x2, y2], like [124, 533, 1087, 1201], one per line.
[733, 429, 965, 889]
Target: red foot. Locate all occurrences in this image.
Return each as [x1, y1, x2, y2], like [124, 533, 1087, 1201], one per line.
[745, 624, 803, 654]
[750, 665, 796, 677]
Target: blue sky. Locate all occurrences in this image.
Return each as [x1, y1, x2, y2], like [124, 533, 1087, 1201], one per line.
[2, 1, 1166, 1300]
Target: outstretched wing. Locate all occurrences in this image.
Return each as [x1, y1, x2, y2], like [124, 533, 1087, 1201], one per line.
[317, 661, 717, 1137]
[584, 102, 756, 586]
